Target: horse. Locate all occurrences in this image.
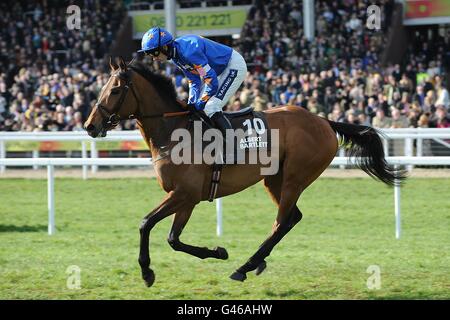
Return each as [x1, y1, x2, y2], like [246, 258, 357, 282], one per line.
[84, 57, 406, 287]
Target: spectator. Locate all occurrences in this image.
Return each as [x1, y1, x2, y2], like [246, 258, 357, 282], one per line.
[431, 105, 450, 129]
[344, 110, 359, 125]
[435, 76, 449, 109]
[228, 99, 243, 112]
[358, 113, 371, 126]
[418, 113, 430, 128]
[251, 88, 269, 112]
[372, 109, 392, 128]
[390, 108, 409, 128]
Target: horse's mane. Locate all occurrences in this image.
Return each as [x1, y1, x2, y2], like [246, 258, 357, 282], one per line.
[128, 61, 182, 109]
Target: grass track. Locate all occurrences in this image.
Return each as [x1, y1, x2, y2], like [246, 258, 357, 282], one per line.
[0, 177, 449, 299]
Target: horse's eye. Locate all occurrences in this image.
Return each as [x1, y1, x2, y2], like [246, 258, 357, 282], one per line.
[110, 88, 120, 95]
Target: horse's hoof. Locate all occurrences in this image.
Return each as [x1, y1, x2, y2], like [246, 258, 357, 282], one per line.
[214, 246, 229, 260]
[255, 260, 267, 276]
[230, 271, 247, 282]
[143, 269, 155, 287]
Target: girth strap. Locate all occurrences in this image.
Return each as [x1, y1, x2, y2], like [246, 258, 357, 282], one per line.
[208, 163, 223, 202]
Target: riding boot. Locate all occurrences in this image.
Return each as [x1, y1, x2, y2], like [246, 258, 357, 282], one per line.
[211, 111, 233, 164]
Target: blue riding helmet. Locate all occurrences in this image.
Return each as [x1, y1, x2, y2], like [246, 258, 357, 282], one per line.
[138, 27, 173, 55]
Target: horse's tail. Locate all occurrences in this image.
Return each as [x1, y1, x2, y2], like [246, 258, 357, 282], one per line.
[327, 120, 407, 186]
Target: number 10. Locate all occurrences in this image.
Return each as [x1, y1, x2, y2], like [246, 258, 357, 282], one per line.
[243, 118, 266, 135]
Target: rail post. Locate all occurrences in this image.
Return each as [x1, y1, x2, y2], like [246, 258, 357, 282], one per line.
[32, 150, 39, 170]
[216, 198, 223, 236]
[394, 165, 401, 239]
[0, 140, 5, 173]
[47, 165, 56, 235]
[81, 141, 88, 180]
[90, 141, 98, 173]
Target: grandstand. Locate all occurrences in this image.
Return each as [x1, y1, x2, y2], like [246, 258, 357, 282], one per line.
[0, 0, 449, 156]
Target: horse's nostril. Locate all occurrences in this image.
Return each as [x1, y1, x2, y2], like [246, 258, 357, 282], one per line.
[85, 124, 95, 132]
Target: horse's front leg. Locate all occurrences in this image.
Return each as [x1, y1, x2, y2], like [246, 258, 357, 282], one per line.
[167, 205, 228, 260]
[138, 190, 190, 287]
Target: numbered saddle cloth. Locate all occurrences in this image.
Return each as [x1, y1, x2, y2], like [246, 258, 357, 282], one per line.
[171, 107, 271, 166]
[222, 107, 271, 164]
[189, 107, 271, 165]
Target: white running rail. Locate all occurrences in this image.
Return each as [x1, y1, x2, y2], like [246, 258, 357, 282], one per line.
[0, 156, 449, 238]
[1, 128, 450, 174]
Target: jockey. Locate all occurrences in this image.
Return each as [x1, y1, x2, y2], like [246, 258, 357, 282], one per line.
[138, 27, 247, 157]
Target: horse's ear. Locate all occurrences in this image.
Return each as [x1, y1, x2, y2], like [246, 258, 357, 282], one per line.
[109, 56, 118, 71]
[118, 56, 127, 71]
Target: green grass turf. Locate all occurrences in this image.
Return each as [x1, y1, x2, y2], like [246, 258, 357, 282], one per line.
[0, 176, 449, 299]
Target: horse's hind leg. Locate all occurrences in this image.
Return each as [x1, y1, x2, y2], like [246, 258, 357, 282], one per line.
[167, 205, 228, 260]
[230, 173, 303, 282]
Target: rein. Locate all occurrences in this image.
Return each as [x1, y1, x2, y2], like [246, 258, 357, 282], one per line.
[95, 69, 189, 132]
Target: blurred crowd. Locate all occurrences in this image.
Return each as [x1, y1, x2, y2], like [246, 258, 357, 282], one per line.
[0, 0, 126, 131]
[230, 0, 450, 129]
[1, 0, 449, 132]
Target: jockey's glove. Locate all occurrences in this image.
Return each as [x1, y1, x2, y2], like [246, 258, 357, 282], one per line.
[195, 100, 206, 111]
[186, 103, 197, 112]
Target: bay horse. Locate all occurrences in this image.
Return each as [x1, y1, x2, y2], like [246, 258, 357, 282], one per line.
[84, 57, 406, 287]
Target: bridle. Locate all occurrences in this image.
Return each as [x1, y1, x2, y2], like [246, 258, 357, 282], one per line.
[95, 68, 189, 136]
[95, 70, 140, 132]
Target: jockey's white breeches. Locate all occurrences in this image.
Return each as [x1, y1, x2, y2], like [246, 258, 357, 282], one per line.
[202, 50, 247, 117]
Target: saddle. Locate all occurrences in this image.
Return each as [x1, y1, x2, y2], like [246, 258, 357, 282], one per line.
[223, 107, 254, 118]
